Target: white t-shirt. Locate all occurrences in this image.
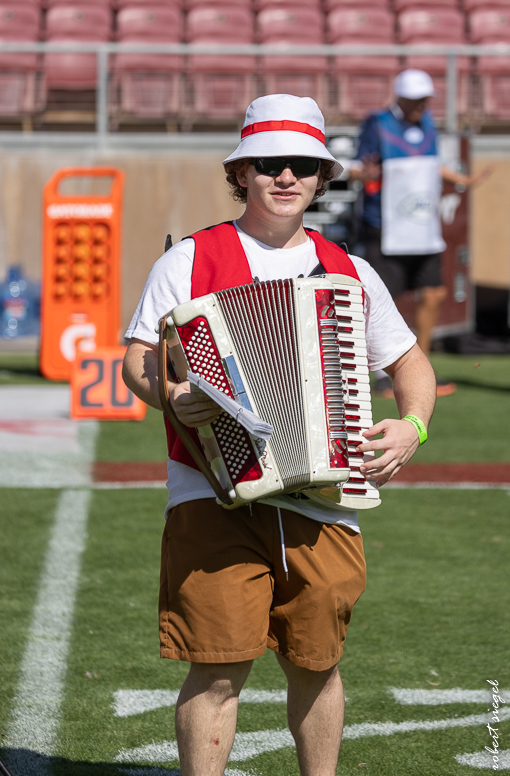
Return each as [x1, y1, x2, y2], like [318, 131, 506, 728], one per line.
[126, 222, 416, 531]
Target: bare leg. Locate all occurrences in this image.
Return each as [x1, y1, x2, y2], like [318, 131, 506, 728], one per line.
[415, 285, 447, 355]
[276, 653, 345, 776]
[175, 660, 253, 776]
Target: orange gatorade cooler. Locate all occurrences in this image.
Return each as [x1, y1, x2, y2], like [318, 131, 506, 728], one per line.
[40, 167, 125, 381]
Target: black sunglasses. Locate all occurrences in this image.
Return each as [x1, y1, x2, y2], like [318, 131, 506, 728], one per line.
[251, 157, 321, 178]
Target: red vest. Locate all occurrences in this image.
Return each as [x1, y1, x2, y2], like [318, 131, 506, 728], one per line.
[165, 221, 361, 469]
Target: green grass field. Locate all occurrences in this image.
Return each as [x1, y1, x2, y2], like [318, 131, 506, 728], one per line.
[1, 353, 509, 775]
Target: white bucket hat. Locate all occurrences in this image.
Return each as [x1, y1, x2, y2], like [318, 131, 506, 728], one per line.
[222, 94, 343, 180]
[394, 69, 435, 100]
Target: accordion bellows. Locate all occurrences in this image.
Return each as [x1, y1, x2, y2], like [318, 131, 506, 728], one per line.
[164, 273, 380, 511]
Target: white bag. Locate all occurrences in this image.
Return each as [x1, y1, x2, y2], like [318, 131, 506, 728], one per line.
[381, 155, 446, 256]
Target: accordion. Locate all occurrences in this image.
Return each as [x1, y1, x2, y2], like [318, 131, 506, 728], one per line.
[159, 273, 380, 511]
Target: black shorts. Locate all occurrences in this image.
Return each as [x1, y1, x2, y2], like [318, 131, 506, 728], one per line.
[360, 222, 443, 299]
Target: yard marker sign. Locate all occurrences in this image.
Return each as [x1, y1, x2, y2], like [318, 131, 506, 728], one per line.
[40, 167, 125, 381]
[71, 347, 146, 421]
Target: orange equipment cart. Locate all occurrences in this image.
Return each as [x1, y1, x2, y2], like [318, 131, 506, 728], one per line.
[40, 167, 125, 381]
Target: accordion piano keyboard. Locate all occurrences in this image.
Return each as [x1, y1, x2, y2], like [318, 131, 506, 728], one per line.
[334, 283, 380, 506]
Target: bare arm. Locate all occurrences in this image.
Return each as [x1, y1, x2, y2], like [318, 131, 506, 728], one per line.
[358, 343, 436, 487]
[122, 339, 221, 426]
[440, 165, 493, 188]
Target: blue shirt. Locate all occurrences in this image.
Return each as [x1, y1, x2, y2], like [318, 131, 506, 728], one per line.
[356, 105, 439, 228]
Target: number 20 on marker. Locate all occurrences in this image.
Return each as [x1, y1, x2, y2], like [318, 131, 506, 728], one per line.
[71, 347, 146, 421]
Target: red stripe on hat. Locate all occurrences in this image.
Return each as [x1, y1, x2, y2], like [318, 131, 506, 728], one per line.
[241, 120, 325, 144]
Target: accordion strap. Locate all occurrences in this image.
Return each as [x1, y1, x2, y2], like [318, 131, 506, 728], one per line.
[157, 315, 234, 506]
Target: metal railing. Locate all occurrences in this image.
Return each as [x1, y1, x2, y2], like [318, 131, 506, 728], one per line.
[1, 42, 510, 139]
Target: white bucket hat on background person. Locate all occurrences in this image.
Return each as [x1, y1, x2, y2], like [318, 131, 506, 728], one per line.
[394, 69, 435, 100]
[222, 93, 344, 180]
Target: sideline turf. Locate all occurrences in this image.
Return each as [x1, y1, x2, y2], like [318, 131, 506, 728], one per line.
[2, 487, 502, 776]
[0, 490, 61, 734]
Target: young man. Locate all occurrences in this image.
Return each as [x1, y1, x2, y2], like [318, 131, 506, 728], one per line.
[123, 93, 436, 776]
[351, 69, 491, 397]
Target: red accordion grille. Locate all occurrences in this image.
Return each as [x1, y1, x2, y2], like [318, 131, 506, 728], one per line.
[177, 316, 262, 485]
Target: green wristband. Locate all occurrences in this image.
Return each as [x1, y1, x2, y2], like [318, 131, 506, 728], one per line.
[402, 414, 428, 445]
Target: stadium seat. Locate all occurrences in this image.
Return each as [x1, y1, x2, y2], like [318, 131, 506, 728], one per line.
[187, 6, 256, 121]
[0, 4, 43, 120]
[45, 5, 112, 89]
[328, 8, 398, 119]
[469, 8, 510, 43]
[399, 9, 470, 118]
[470, 8, 510, 118]
[327, 7, 395, 42]
[257, 8, 327, 107]
[398, 8, 466, 42]
[112, 5, 184, 120]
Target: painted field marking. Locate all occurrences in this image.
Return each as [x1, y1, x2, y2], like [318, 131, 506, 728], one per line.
[115, 707, 510, 765]
[0, 385, 98, 488]
[3, 489, 92, 774]
[113, 689, 287, 718]
[390, 688, 510, 705]
[456, 749, 510, 769]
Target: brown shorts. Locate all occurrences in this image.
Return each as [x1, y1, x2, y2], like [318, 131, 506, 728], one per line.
[159, 499, 366, 671]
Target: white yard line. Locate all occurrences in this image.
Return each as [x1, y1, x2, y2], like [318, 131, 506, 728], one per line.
[390, 687, 509, 705]
[115, 707, 510, 765]
[113, 689, 287, 718]
[3, 489, 92, 775]
[0, 385, 98, 488]
[456, 749, 510, 769]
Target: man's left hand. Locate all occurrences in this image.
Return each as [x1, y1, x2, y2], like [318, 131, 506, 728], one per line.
[357, 418, 421, 487]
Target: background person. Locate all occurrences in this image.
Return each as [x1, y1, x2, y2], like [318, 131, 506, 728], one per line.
[122, 94, 436, 776]
[350, 68, 492, 398]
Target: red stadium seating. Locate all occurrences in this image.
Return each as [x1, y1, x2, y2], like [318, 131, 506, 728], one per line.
[327, 8, 397, 118]
[469, 8, 510, 42]
[187, 6, 256, 120]
[187, 5, 254, 41]
[327, 7, 395, 42]
[398, 9, 469, 117]
[0, 4, 42, 118]
[116, 5, 184, 45]
[257, 8, 327, 107]
[470, 8, 510, 118]
[45, 5, 112, 89]
[398, 8, 466, 42]
[112, 5, 183, 119]
[257, 7, 324, 42]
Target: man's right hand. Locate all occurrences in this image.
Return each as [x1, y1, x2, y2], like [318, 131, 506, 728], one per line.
[169, 381, 222, 428]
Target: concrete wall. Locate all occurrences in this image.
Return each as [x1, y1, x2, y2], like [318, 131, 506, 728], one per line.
[470, 137, 510, 291]
[0, 142, 243, 335]
[0, 135, 508, 344]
